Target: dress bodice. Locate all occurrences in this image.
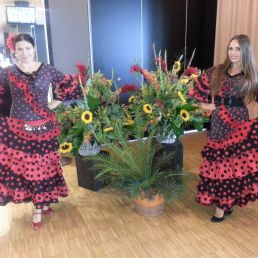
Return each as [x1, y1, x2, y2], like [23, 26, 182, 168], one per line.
[10, 64, 50, 121]
[218, 71, 245, 98]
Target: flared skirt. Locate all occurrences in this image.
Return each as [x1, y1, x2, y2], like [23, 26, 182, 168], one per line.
[0, 115, 68, 209]
[196, 118, 258, 211]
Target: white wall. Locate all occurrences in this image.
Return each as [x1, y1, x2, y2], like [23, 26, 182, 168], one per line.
[47, 0, 91, 73]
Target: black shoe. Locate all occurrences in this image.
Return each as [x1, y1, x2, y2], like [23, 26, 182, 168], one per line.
[211, 215, 224, 222]
[224, 209, 233, 216]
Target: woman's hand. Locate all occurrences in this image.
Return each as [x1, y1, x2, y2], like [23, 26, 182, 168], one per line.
[200, 102, 216, 111]
[48, 100, 62, 110]
[200, 102, 216, 117]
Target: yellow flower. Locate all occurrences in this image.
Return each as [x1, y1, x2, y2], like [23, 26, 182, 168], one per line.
[59, 142, 73, 153]
[124, 118, 135, 125]
[180, 110, 190, 121]
[106, 80, 112, 86]
[103, 127, 114, 132]
[128, 95, 136, 103]
[180, 78, 189, 85]
[173, 61, 181, 73]
[143, 104, 152, 114]
[81, 111, 93, 124]
[190, 74, 199, 79]
[177, 91, 186, 103]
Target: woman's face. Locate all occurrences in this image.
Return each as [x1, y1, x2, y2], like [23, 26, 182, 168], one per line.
[15, 40, 35, 64]
[228, 39, 241, 65]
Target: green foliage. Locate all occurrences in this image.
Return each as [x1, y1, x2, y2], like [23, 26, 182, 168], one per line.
[89, 136, 189, 202]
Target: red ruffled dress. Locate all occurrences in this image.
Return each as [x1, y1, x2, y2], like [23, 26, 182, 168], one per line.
[189, 68, 258, 211]
[0, 64, 81, 209]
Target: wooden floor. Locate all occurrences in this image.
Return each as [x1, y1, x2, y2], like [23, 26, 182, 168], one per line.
[1, 132, 258, 258]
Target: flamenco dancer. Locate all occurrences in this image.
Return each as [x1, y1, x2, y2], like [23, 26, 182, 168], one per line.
[189, 34, 258, 222]
[0, 33, 81, 230]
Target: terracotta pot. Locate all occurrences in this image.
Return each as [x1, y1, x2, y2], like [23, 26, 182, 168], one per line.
[134, 195, 165, 216]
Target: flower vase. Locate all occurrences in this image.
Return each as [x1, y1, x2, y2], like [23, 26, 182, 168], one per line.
[78, 142, 100, 156]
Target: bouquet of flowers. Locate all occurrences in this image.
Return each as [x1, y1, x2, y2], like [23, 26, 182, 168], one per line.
[56, 63, 125, 155]
[56, 50, 208, 156]
[56, 64, 141, 155]
[127, 51, 208, 141]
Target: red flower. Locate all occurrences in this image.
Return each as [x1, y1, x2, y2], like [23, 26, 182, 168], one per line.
[155, 99, 164, 109]
[119, 84, 139, 94]
[6, 34, 16, 51]
[76, 63, 88, 75]
[75, 63, 89, 85]
[130, 64, 143, 74]
[183, 66, 199, 76]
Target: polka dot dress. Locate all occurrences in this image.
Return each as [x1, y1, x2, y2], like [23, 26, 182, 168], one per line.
[0, 64, 82, 208]
[189, 68, 258, 211]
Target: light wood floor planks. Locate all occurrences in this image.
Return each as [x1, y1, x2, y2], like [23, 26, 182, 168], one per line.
[0, 132, 258, 258]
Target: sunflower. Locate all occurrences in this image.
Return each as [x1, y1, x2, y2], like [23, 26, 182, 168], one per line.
[143, 104, 152, 114]
[81, 111, 93, 124]
[103, 127, 114, 132]
[128, 95, 136, 103]
[177, 91, 186, 103]
[180, 110, 190, 122]
[173, 61, 181, 73]
[59, 142, 73, 153]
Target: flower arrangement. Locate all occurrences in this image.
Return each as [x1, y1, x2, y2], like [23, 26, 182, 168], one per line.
[56, 50, 208, 156]
[56, 64, 140, 155]
[127, 51, 208, 140]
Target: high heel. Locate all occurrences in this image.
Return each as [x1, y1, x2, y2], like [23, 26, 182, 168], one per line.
[42, 207, 54, 216]
[32, 210, 43, 230]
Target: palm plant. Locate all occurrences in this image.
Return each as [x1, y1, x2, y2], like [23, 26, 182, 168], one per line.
[90, 135, 187, 202]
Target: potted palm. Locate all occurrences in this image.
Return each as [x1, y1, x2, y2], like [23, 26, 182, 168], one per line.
[90, 131, 188, 216]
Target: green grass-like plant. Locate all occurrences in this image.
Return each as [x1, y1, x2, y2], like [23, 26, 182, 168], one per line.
[89, 135, 188, 202]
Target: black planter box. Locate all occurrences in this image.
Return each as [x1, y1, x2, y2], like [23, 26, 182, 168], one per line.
[75, 152, 107, 191]
[159, 140, 183, 171]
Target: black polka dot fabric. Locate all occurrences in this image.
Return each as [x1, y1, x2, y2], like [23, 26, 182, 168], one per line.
[0, 64, 82, 208]
[190, 69, 258, 211]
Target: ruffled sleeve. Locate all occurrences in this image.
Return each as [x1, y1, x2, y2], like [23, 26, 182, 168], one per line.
[188, 67, 214, 103]
[0, 68, 12, 116]
[50, 66, 83, 101]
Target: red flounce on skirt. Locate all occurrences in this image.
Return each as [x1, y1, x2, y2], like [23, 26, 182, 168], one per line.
[0, 115, 68, 209]
[196, 118, 258, 211]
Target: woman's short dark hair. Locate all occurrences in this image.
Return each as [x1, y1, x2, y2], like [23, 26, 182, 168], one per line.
[14, 33, 35, 48]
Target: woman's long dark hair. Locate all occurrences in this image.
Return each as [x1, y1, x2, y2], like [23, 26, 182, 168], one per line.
[14, 33, 35, 48]
[210, 34, 257, 103]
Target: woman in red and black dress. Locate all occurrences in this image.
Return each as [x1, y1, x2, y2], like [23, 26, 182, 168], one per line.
[0, 33, 82, 230]
[189, 34, 258, 222]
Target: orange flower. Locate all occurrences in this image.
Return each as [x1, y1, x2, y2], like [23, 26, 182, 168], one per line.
[83, 131, 92, 144]
[142, 70, 160, 90]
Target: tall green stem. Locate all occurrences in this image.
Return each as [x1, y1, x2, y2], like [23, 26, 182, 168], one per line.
[79, 75, 89, 110]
